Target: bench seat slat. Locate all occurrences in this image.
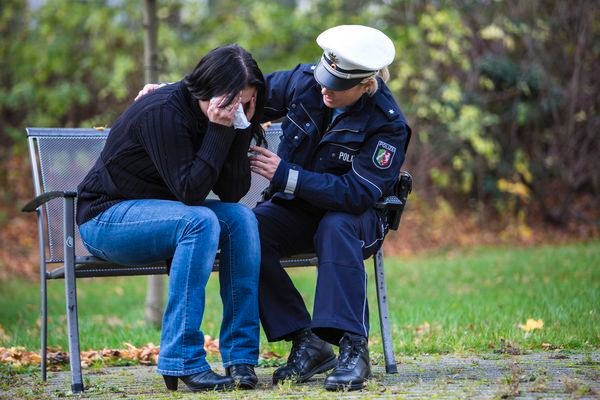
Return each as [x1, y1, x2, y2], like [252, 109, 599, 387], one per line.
[43, 255, 321, 280]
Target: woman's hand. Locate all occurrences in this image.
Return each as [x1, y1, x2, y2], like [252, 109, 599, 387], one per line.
[207, 94, 241, 127]
[134, 83, 162, 101]
[249, 145, 280, 181]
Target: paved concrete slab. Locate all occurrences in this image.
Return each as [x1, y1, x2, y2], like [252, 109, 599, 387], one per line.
[2, 352, 599, 399]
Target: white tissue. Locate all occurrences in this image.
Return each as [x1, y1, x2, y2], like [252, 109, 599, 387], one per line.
[233, 103, 251, 129]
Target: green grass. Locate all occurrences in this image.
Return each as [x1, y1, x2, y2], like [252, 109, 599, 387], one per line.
[386, 241, 600, 354]
[0, 241, 598, 361]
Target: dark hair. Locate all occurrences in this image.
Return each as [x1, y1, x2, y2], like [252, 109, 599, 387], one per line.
[183, 44, 266, 146]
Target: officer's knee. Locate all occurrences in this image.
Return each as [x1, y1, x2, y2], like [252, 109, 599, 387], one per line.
[314, 212, 359, 244]
[254, 206, 275, 237]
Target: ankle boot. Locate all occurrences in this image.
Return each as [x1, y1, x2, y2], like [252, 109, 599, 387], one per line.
[162, 369, 234, 392]
[273, 328, 337, 384]
[324, 333, 371, 391]
[225, 364, 258, 389]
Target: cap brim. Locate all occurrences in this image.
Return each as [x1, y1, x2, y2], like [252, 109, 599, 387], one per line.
[314, 61, 364, 91]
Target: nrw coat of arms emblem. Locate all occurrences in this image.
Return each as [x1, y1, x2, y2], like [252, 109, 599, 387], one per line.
[372, 140, 396, 169]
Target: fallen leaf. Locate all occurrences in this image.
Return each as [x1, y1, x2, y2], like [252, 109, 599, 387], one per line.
[415, 321, 431, 336]
[518, 318, 544, 332]
[261, 351, 282, 360]
[0, 338, 220, 368]
[204, 335, 220, 354]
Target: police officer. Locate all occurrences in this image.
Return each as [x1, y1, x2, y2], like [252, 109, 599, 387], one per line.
[249, 25, 411, 391]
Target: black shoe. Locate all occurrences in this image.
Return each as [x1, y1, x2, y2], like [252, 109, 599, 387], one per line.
[162, 369, 234, 392]
[273, 328, 337, 385]
[324, 333, 371, 391]
[226, 364, 258, 389]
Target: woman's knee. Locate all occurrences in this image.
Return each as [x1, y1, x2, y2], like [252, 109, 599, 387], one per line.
[221, 203, 258, 235]
[179, 207, 220, 242]
[229, 203, 257, 224]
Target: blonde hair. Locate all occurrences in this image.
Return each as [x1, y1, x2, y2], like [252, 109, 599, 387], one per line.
[361, 67, 390, 96]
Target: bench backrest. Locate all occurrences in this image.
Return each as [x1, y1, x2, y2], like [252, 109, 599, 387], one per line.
[26, 124, 283, 263]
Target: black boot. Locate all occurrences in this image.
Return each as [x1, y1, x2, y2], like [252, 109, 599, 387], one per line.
[162, 369, 234, 392]
[324, 333, 371, 391]
[273, 328, 337, 384]
[225, 364, 258, 389]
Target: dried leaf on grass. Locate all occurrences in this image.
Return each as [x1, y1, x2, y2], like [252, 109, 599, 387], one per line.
[0, 347, 42, 368]
[0, 335, 221, 368]
[541, 342, 559, 350]
[261, 351, 282, 360]
[258, 351, 284, 367]
[518, 318, 544, 332]
[415, 321, 431, 336]
[80, 343, 160, 367]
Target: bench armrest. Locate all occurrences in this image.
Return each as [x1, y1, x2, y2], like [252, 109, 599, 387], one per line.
[22, 191, 77, 212]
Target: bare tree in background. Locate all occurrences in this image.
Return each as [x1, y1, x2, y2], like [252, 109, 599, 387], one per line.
[142, 0, 164, 328]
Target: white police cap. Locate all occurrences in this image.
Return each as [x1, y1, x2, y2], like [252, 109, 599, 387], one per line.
[314, 25, 395, 91]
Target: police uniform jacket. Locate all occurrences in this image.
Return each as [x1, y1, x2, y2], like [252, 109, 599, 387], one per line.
[263, 64, 411, 215]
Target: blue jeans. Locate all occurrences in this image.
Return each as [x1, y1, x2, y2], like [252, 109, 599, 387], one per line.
[79, 199, 260, 376]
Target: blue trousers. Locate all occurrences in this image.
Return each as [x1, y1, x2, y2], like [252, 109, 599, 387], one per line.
[79, 199, 260, 375]
[254, 199, 386, 345]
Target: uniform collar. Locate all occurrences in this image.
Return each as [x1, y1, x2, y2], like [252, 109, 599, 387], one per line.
[345, 93, 370, 114]
[326, 93, 373, 133]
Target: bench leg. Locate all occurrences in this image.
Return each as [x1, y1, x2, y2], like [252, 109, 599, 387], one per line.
[41, 271, 48, 381]
[63, 197, 84, 393]
[37, 208, 48, 382]
[373, 247, 398, 374]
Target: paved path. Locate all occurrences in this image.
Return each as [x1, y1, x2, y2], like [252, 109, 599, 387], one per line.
[2, 352, 599, 399]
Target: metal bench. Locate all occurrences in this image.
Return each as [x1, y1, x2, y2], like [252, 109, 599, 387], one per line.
[22, 123, 412, 393]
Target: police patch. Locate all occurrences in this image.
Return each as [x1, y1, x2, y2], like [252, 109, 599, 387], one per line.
[372, 141, 396, 169]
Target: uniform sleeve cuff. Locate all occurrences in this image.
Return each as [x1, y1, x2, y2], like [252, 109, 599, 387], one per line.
[272, 160, 301, 194]
[284, 169, 299, 194]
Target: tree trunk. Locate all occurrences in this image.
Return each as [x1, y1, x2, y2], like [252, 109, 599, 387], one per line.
[142, 0, 164, 328]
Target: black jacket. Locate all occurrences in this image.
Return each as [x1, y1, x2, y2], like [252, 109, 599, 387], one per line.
[76, 81, 252, 225]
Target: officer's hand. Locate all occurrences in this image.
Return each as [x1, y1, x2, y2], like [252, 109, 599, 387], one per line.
[134, 83, 161, 101]
[207, 94, 241, 127]
[248, 146, 280, 181]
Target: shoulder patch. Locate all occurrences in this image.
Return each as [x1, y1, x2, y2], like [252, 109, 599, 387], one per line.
[372, 140, 396, 169]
